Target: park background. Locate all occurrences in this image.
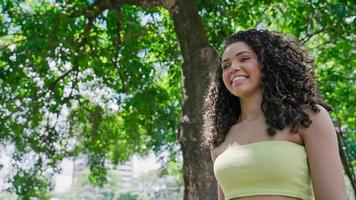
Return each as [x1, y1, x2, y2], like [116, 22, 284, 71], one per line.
[0, 0, 355, 199]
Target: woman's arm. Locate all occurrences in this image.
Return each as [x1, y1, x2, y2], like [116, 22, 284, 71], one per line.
[300, 105, 347, 200]
[211, 150, 225, 200]
[217, 184, 225, 200]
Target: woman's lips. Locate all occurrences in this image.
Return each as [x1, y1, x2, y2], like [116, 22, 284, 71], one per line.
[231, 75, 248, 84]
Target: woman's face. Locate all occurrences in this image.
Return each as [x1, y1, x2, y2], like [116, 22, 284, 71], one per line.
[221, 42, 262, 98]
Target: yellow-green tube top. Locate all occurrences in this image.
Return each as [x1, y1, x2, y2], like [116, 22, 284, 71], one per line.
[213, 140, 314, 200]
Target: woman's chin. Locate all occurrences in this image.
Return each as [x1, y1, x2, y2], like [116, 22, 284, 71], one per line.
[229, 86, 245, 96]
[232, 89, 258, 98]
[231, 90, 244, 97]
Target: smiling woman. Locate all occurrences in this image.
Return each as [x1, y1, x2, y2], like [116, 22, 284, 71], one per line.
[202, 29, 346, 200]
[221, 42, 262, 99]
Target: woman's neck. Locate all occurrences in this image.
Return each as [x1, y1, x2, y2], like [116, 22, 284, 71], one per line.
[239, 92, 263, 121]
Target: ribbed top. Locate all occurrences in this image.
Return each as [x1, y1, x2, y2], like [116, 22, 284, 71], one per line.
[214, 140, 314, 200]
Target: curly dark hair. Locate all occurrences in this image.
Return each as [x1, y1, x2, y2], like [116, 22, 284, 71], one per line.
[202, 29, 332, 150]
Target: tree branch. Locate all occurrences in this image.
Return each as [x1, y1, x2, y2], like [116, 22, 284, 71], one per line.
[0, 38, 26, 51]
[48, 68, 75, 92]
[112, 7, 128, 93]
[68, 0, 111, 18]
[300, 25, 332, 45]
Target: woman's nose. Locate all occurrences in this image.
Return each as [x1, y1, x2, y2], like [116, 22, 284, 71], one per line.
[230, 62, 242, 73]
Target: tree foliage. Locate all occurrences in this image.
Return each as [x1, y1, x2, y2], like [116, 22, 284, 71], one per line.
[0, 0, 355, 198]
[1, 0, 181, 197]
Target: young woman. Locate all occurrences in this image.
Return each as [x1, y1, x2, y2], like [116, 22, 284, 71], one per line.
[202, 29, 346, 200]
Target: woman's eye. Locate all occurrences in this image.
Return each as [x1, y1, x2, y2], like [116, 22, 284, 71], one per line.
[241, 57, 249, 61]
[222, 64, 230, 70]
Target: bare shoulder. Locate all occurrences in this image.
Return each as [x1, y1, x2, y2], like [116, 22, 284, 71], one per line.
[302, 104, 330, 119]
[299, 104, 335, 139]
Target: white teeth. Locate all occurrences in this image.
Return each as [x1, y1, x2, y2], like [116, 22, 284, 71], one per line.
[232, 76, 248, 84]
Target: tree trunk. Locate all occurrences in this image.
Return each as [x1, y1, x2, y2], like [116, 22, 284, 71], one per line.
[167, 0, 219, 199]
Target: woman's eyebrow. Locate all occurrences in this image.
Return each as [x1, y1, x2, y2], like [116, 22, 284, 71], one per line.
[222, 50, 251, 63]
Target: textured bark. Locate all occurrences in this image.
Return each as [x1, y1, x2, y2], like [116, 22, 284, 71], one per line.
[168, 0, 219, 199]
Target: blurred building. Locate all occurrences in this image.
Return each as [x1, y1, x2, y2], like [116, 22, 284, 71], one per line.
[117, 160, 133, 188]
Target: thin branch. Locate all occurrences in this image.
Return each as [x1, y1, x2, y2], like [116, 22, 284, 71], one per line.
[48, 68, 75, 92]
[113, 8, 128, 93]
[61, 66, 80, 107]
[122, 0, 163, 8]
[0, 38, 26, 51]
[67, 0, 111, 18]
[113, 8, 122, 63]
[68, 0, 112, 48]
[79, 16, 96, 47]
[300, 26, 332, 45]
[90, 106, 102, 138]
[313, 40, 334, 49]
